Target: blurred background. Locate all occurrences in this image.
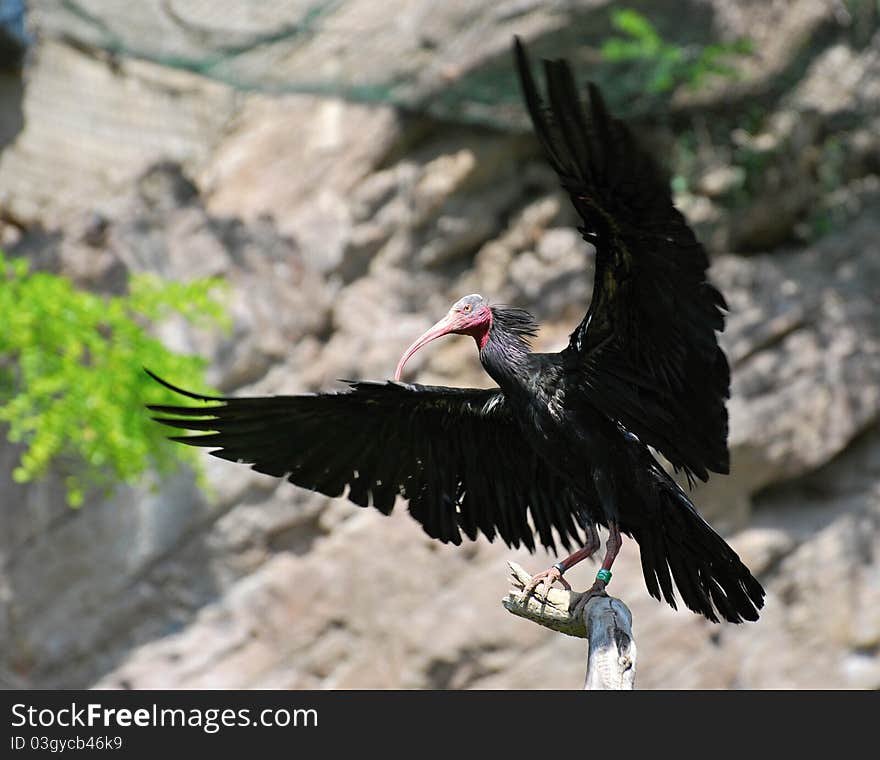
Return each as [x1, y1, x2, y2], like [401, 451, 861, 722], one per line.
[1, 0, 879, 690]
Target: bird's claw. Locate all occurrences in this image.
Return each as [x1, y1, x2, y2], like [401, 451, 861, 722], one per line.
[570, 579, 608, 619]
[521, 565, 572, 601]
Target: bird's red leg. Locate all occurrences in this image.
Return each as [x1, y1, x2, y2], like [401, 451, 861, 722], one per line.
[571, 521, 622, 618]
[522, 523, 601, 600]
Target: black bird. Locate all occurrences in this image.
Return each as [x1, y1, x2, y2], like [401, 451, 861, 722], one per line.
[147, 38, 764, 624]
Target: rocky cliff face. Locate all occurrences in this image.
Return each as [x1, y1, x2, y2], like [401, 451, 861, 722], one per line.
[1, 1, 878, 689]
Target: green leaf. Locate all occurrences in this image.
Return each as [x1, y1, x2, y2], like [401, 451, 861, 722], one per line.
[611, 9, 661, 49]
[600, 8, 752, 96]
[0, 249, 228, 507]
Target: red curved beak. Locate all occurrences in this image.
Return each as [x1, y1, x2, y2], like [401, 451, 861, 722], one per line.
[394, 313, 458, 381]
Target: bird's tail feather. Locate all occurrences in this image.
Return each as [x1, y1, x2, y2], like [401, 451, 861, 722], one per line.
[630, 470, 765, 624]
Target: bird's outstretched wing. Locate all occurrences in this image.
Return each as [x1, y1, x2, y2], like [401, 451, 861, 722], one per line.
[514, 38, 730, 483]
[147, 370, 586, 552]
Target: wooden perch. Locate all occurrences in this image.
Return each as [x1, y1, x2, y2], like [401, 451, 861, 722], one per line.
[503, 561, 637, 689]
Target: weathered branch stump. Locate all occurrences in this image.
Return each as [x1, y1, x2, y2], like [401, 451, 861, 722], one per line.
[502, 561, 637, 689]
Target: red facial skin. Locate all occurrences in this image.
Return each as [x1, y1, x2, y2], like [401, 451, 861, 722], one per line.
[394, 304, 492, 381]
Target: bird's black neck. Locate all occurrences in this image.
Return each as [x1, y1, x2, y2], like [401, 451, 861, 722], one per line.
[479, 306, 538, 389]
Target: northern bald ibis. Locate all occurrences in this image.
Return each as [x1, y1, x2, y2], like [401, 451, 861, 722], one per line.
[147, 38, 764, 624]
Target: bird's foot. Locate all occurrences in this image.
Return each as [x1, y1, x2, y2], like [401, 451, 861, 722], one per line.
[521, 565, 571, 601]
[570, 579, 608, 619]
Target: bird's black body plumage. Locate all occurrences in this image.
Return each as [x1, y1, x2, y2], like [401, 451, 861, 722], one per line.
[148, 39, 764, 624]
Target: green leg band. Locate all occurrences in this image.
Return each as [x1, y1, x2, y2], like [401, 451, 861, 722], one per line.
[596, 568, 612, 584]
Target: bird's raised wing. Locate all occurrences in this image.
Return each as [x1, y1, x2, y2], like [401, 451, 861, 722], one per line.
[147, 371, 586, 552]
[514, 39, 730, 483]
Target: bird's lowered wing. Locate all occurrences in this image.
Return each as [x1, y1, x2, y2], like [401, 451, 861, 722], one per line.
[147, 371, 586, 552]
[514, 39, 730, 483]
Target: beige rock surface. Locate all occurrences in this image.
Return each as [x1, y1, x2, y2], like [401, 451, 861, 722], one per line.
[1, 1, 879, 690]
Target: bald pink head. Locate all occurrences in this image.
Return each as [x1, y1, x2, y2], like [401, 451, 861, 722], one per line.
[394, 294, 493, 381]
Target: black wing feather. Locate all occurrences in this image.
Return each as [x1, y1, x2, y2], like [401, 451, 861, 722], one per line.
[147, 370, 583, 552]
[514, 38, 730, 483]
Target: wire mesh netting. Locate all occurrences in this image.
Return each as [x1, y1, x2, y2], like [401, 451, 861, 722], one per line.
[27, 0, 735, 128]
[2, 0, 779, 226]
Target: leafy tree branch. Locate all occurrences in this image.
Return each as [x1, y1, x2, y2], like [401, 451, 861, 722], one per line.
[0, 251, 228, 506]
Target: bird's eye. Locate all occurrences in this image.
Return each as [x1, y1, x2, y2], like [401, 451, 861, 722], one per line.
[463, 304, 472, 313]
